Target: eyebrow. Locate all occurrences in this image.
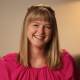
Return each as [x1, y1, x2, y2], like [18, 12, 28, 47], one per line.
[33, 22, 51, 26]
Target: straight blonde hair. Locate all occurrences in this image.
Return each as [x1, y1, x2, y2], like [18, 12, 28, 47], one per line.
[17, 4, 62, 70]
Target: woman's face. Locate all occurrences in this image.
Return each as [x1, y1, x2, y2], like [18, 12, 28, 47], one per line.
[27, 20, 52, 48]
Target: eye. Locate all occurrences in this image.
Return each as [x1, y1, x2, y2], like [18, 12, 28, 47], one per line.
[33, 25, 38, 27]
[45, 26, 51, 29]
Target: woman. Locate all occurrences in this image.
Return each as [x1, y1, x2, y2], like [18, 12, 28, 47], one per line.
[0, 4, 79, 80]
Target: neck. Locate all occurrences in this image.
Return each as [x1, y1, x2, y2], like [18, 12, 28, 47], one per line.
[28, 43, 47, 68]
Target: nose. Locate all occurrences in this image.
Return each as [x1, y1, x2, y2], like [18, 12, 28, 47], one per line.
[38, 25, 44, 34]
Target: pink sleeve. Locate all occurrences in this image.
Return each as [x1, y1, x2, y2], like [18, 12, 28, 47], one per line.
[0, 61, 9, 80]
[0, 53, 17, 80]
[56, 50, 80, 80]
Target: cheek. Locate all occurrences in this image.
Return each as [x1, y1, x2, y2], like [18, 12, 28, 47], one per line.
[47, 31, 52, 38]
[45, 30, 52, 43]
[27, 27, 36, 38]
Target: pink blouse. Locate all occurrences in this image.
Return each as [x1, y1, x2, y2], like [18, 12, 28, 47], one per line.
[0, 50, 79, 80]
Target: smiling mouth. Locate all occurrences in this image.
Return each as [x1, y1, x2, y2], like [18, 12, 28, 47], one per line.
[34, 35, 45, 39]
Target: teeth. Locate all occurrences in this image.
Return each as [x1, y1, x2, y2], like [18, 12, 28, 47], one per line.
[34, 35, 44, 39]
[36, 36, 43, 39]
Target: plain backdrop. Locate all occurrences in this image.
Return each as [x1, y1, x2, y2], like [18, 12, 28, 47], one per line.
[0, 0, 80, 56]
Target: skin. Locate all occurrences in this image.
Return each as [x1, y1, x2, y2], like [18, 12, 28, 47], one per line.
[27, 20, 52, 68]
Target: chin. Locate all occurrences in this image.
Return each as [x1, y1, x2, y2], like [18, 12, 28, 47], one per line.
[33, 43, 45, 48]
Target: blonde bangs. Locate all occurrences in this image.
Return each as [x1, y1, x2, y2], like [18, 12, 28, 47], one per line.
[27, 8, 53, 24]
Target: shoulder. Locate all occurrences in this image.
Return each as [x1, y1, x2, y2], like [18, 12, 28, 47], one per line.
[1, 52, 17, 62]
[61, 49, 78, 72]
[0, 52, 18, 80]
[59, 49, 75, 67]
[57, 49, 79, 80]
[61, 49, 75, 63]
[0, 52, 18, 67]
